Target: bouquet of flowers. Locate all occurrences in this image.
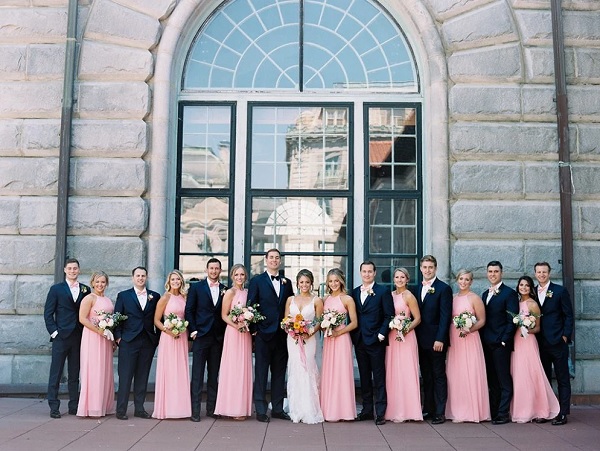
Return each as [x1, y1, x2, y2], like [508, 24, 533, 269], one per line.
[280, 313, 315, 345]
[453, 310, 477, 338]
[93, 310, 128, 341]
[508, 310, 540, 338]
[228, 303, 266, 333]
[163, 313, 189, 337]
[388, 311, 412, 342]
[319, 309, 347, 337]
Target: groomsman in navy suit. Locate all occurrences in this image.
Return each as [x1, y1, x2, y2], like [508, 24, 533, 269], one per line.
[534, 261, 573, 425]
[248, 249, 294, 422]
[114, 266, 160, 420]
[481, 261, 519, 425]
[185, 258, 227, 422]
[414, 255, 453, 425]
[44, 258, 90, 418]
[351, 261, 394, 425]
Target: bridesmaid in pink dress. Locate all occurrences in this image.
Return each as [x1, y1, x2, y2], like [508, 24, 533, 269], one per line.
[214, 264, 253, 419]
[320, 268, 358, 421]
[385, 268, 422, 422]
[152, 270, 192, 419]
[445, 269, 491, 423]
[510, 276, 559, 423]
[77, 271, 116, 417]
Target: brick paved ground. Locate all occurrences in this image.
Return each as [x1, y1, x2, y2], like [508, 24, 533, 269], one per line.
[0, 398, 598, 451]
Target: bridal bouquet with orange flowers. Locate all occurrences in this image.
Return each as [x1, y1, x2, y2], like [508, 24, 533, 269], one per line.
[280, 313, 315, 345]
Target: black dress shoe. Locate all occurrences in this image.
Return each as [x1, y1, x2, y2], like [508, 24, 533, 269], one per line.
[422, 412, 432, 420]
[190, 414, 201, 422]
[207, 412, 221, 419]
[356, 411, 375, 421]
[534, 418, 548, 424]
[256, 413, 270, 423]
[552, 414, 567, 425]
[375, 416, 386, 425]
[116, 413, 128, 420]
[50, 410, 61, 419]
[68, 408, 77, 415]
[271, 411, 291, 420]
[134, 410, 151, 419]
[432, 415, 446, 425]
[492, 416, 509, 425]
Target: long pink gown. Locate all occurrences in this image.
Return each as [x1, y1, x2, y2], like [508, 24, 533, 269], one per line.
[510, 301, 560, 423]
[77, 296, 115, 417]
[445, 293, 490, 422]
[320, 295, 356, 421]
[385, 291, 422, 422]
[214, 289, 252, 417]
[152, 294, 191, 419]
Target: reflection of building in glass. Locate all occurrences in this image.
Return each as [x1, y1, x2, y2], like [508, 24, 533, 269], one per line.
[181, 141, 230, 188]
[180, 197, 229, 254]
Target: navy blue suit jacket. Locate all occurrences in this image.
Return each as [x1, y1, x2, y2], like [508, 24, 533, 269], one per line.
[44, 281, 90, 340]
[481, 282, 519, 349]
[114, 287, 160, 346]
[351, 283, 394, 346]
[247, 272, 294, 341]
[414, 278, 453, 349]
[537, 282, 574, 346]
[185, 278, 227, 350]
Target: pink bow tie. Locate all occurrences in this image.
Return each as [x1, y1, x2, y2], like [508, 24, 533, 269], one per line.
[209, 282, 219, 288]
[69, 282, 79, 289]
[360, 286, 371, 292]
[136, 290, 147, 296]
[422, 280, 433, 286]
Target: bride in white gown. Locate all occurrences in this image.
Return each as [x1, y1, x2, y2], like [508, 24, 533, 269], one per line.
[284, 269, 325, 424]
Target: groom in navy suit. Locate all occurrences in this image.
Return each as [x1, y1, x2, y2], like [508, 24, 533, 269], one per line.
[481, 261, 519, 425]
[351, 261, 394, 425]
[185, 257, 227, 422]
[248, 248, 294, 422]
[534, 261, 573, 425]
[414, 255, 453, 425]
[114, 266, 160, 420]
[44, 258, 90, 418]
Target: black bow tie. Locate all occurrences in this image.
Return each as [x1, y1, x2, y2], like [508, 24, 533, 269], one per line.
[271, 275, 280, 281]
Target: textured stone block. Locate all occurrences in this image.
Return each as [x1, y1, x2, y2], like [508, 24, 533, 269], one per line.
[71, 157, 146, 196]
[86, 0, 161, 49]
[451, 200, 561, 235]
[15, 275, 54, 314]
[569, 87, 600, 119]
[68, 196, 147, 235]
[12, 352, 52, 381]
[578, 359, 600, 394]
[26, 44, 65, 78]
[517, 10, 600, 46]
[573, 241, 600, 277]
[578, 124, 600, 155]
[442, 2, 517, 50]
[112, 0, 177, 20]
[0, 197, 20, 233]
[580, 282, 600, 318]
[76, 82, 150, 119]
[72, 120, 148, 157]
[0, 81, 62, 118]
[0, 8, 67, 44]
[451, 240, 524, 276]
[0, 236, 55, 274]
[424, 0, 493, 21]
[522, 85, 555, 118]
[515, 10, 552, 45]
[0, 316, 48, 354]
[572, 165, 600, 195]
[575, 320, 600, 357]
[18, 196, 57, 235]
[0, 157, 58, 195]
[451, 162, 522, 195]
[0, 121, 22, 155]
[450, 85, 521, 118]
[523, 242, 563, 275]
[79, 40, 153, 81]
[580, 205, 600, 235]
[576, 49, 600, 82]
[524, 163, 560, 195]
[0, 356, 11, 384]
[524, 47, 575, 83]
[0, 45, 26, 79]
[0, 275, 16, 313]
[67, 236, 145, 275]
[450, 122, 557, 155]
[448, 44, 521, 82]
[21, 119, 60, 155]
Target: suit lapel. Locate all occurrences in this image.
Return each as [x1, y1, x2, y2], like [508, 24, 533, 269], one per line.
[130, 289, 143, 311]
[62, 282, 74, 303]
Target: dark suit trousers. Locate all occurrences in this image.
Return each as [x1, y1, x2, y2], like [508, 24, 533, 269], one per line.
[47, 333, 81, 412]
[190, 341, 223, 415]
[117, 333, 156, 414]
[483, 343, 513, 418]
[540, 340, 571, 415]
[253, 334, 288, 416]
[418, 346, 447, 416]
[355, 339, 387, 417]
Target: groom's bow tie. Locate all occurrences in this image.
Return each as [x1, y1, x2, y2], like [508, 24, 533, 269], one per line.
[209, 282, 219, 287]
[271, 275, 280, 281]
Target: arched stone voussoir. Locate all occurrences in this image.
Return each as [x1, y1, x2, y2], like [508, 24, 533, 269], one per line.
[111, 0, 178, 21]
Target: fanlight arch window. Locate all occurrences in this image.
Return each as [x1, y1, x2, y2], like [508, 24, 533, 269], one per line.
[184, 0, 419, 91]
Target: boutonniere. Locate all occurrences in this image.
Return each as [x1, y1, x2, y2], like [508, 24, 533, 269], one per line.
[427, 287, 435, 294]
[492, 288, 500, 296]
[220, 287, 228, 296]
[281, 278, 287, 285]
[546, 290, 553, 298]
[368, 289, 374, 296]
[148, 294, 154, 301]
[81, 286, 88, 294]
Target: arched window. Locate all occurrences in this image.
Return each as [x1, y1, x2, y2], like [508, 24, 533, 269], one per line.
[176, 0, 422, 290]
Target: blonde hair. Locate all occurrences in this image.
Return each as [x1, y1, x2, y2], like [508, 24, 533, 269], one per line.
[455, 269, 473, 281]
[229, 264, 247, 287]
[326, 268, 347, 294]
[165, 269, 187, 296]
[393, 267, 410, 282]
[90, 270, 109, 286]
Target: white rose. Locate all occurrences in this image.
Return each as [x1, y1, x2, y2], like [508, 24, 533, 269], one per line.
[164, 318, 171, 326]
[243, 311, 253, 320]
[513, 317, 519, 324]
[107, 318, 114, 327]
[322, 320, 331, 328]
[177, 320, 183, 328]
[98, 320, 107, 329]
[523, 318, 531, 327]
[464, 318, 473, 329]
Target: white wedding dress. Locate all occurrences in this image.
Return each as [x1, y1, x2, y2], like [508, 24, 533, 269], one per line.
[286, 296, 324, 424]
